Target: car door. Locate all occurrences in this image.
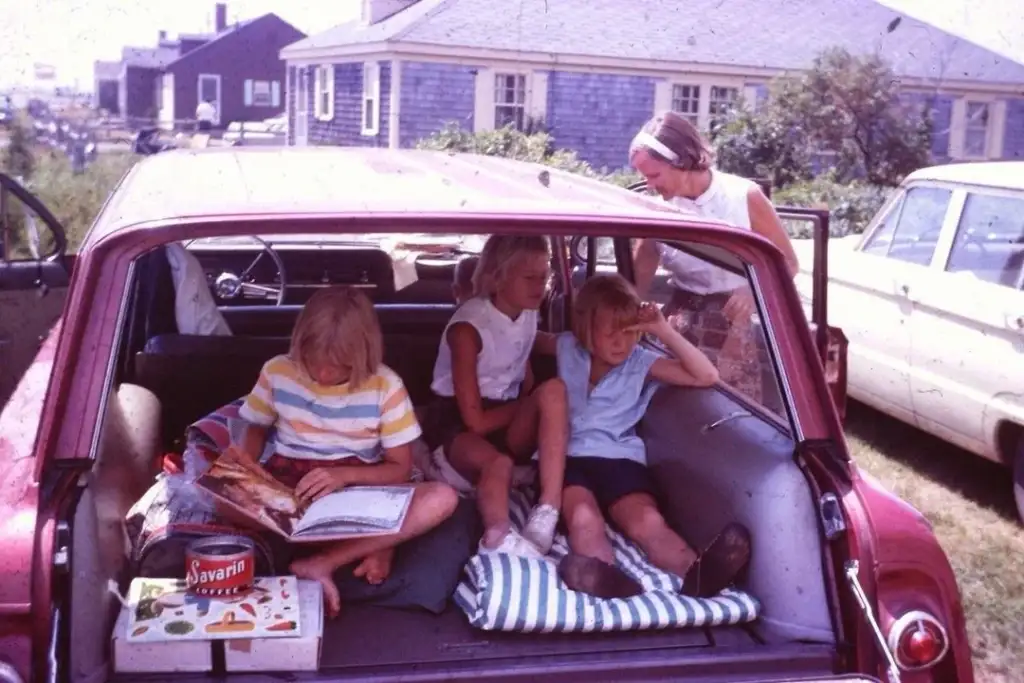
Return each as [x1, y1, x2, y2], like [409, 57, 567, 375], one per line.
[829, 184, 954, 425]
[0, 173, 71, 406]
[907, 187, 1024, 457]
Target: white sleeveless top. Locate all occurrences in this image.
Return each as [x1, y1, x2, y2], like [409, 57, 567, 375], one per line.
[657, 169, 756, 295]
[431, 296, 538, 401]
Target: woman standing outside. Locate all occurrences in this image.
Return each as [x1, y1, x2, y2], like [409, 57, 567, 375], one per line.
[628, 111, 799, 405]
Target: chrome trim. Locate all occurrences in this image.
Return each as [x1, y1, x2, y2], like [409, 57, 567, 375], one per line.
[887, 609, 951, 672]
[701, 411, 753, 433]
[748, 266, 803, 440]
[845, 560, 902, 683]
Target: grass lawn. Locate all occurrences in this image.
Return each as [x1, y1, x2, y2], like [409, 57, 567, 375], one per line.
[845, 403, 1024, 683]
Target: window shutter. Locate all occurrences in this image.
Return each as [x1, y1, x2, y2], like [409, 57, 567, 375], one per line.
[653, 80, 672, 115]
[325, 65, 335, 120]
[313, 68, 323, 119]
[473, 68, 495, 132]
[528, 71, 548, 125]
[271, 81, 281, 108]
[244, 79, 253, 106]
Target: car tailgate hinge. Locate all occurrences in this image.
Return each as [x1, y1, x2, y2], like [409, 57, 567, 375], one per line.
[845, 560, 901, 683]
[819, 492, 847, 541]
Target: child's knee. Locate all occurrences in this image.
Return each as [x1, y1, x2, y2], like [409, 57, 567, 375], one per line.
[416, 482, 459, 519]
[622, 505, 670, 544]
[564, 500, 605, 536]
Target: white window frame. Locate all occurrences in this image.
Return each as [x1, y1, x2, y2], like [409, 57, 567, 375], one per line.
[473, 68, 547, 133]
[313, 65, 334, 121]
[670, 84, 701, 126]
[244, 79, 280, 108]
[949, 95, 1006, 160]
[709, 85, 740, 119]
[361, 62, 381, 136]
[655, 76, 746, 132]
[196, 73, 221, 125]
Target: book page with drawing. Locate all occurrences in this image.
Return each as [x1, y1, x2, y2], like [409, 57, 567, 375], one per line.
[195, 448, 414, 542]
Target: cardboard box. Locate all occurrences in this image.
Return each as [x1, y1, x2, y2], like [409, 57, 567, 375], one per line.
[224, 579, 323, 672]
[112, 608, 212, 673]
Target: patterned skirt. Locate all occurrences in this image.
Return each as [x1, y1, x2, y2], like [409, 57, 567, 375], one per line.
[662, 289, 777, 410]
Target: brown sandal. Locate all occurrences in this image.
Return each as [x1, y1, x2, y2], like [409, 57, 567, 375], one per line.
[681, 522, 751, 598]
[557, 553, 645, 599]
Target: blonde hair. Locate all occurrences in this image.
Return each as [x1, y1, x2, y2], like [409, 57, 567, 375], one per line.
[472, 235, 551, 296]
[629, 111, 713, 171]
[572, 274, 642, 352]
[289, 286, 383, 388]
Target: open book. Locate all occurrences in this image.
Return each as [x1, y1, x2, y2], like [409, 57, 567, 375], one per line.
[194, 448, 414, 542]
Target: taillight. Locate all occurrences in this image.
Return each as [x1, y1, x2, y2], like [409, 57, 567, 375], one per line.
[887, 610, 949, 671]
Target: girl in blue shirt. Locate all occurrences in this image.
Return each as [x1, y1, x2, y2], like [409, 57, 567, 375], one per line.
[535, 273, 751, 598]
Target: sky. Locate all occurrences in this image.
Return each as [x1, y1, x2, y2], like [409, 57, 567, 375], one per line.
[0, 0, 1022, 90]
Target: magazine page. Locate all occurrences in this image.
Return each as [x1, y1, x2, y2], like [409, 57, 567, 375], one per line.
[194, 448, 306, 538]
[291, 485, 415, 539]
[126, 576, 302, 642]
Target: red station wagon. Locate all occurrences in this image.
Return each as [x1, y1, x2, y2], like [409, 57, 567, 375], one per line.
[0, 148, 970, 682]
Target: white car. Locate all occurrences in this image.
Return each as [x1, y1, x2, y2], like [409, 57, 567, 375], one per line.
[794, 161, 1024, 518]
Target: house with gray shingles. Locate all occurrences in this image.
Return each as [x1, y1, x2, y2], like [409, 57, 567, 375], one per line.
[279, 0, 1024, 171]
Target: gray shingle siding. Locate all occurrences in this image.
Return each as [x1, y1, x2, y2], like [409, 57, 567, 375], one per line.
[1003, 99, 1024, 159]
[308, 61, 391, 147]
[399, 61, 475, 148]
[546, 71, 655, 172]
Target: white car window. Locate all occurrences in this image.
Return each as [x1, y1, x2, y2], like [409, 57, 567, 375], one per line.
[861, 186, 951, 266]
[946, 193, 1024, 289]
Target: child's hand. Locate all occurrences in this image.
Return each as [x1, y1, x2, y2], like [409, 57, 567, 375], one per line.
[295, 468, 347, 502]
[626, 302, 673, 338]
[723, 288, 756, 324]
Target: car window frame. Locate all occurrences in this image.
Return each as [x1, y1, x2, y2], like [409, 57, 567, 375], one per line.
[858, 182, 958, 268]
[942, 187, 1024, 291]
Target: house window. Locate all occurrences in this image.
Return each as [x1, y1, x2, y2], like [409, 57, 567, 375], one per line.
[361, 62, 380, 136]
[313, 65, 334, 121]
[494, 73, 527, 130]
[244, 80, 281, 108]
[671, 85, 700, 125]
[964, 101, 989, 158]
[709, 86, 739, 117]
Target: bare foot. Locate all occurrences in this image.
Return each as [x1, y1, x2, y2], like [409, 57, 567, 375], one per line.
[290, 556, 342, 618]
[352, 548, 394, 585]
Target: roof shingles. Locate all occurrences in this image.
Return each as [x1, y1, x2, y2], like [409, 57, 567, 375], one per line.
[285, 0, 1024, 85]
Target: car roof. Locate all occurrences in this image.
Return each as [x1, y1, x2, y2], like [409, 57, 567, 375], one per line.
[85, 147, 717, 249]
[904, 161, 1024, 192]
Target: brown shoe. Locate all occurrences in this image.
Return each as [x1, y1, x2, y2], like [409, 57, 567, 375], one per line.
[681, 522, 751, 598]
[558, 553, 645, 599]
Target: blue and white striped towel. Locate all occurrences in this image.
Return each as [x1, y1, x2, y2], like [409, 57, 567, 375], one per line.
[454, 490, 761, 633]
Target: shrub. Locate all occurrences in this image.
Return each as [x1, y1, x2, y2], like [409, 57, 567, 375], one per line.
[773, 173, 894, 237]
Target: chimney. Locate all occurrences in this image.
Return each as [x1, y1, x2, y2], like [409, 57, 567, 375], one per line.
[362, 0, 418, 25]
[215, 3, 227, 32]
[158, 30, 167, 41]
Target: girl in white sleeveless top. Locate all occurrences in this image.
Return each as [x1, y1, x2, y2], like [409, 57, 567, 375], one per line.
[628, 111, 798, 403]
[425, 235, 568, 558]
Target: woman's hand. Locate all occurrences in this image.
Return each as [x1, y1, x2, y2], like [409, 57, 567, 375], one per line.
[723, 288, 756, 324]
[295, 467, 347, 502]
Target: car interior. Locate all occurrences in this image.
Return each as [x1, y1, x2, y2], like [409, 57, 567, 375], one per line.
[65, 231, 843, 682]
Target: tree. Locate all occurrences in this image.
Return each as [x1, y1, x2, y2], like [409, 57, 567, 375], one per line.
[714, 48, 933, 188]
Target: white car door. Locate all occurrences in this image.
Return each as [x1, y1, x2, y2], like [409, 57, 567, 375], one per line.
[831, 184, 954, 425]
[907, 188, 1024, 459]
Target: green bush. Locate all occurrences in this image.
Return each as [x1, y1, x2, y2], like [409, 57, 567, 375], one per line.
[417, 123, 641, 187]
[773, 173, 893, 237]
[1, 148, 137, 256]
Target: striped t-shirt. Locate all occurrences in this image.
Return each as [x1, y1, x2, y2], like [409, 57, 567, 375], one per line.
[239, 355, 421, 463]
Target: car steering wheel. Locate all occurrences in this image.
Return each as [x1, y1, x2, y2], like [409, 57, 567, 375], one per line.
[188, 236, 289, 306]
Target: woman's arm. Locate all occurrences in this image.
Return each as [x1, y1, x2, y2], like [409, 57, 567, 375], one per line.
[747, 186, 799, 277]
[632, 238, 662, 298]
[449, 322, 520, 434]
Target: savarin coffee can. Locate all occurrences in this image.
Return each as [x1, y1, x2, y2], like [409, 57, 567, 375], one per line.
[185, 535, 256, 597]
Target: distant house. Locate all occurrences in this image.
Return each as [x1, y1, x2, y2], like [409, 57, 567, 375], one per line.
[279, 0, 1024, 170]
[92, 61, 121, 114]
[117, 3, 305, 129]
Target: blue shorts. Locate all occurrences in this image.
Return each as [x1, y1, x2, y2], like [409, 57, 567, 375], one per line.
[564, 457, 655, 510]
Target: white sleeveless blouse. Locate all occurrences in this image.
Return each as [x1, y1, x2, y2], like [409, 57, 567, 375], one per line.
[656, 169, 756, 295]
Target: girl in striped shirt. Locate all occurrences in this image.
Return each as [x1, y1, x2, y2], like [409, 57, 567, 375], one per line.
[237, 286, 458, 618]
